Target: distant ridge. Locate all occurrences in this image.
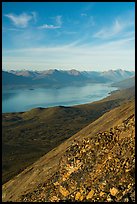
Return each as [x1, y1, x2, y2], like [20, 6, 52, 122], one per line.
[112, 76, 135, 89]
[100, 69, 134, 82]
[2, 69, 134, 89]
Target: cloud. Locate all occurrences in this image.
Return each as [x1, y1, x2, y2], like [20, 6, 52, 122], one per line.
[86, 16, 95, 27]
[31, 12, 37, 23]
[62, 31, 77, 35]
[38, 15, 62, 30]
[93, 15, 134, 39]
[3, 36, 134, 71]
[4, 28, 23, 32]
[38, 24, 61, 29]
[55, 15, 62, 26]
[4, 12, 36, 28]
[81, 13, 87, 17]
[93, 19, 124, 39]
[3, 36, 134, 54]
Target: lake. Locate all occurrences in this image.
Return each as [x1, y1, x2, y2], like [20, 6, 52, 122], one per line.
[2, 83, 117, 113]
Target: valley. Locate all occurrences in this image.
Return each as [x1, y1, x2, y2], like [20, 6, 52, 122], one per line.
[2, 91, 135, 202]
[2, 84, 135, 185]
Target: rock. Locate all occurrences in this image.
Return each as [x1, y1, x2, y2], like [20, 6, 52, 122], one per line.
[53, 181, 59, 186]
[50, 196, 59, 202]
[124, 197, 129, 202]
[110, 187, 118, 196]
[130, 191, 135, 201]
[100, 191, 105, 197]
[59, 186, 69, 197]
[107, 195, 113, 202]
[81, 149, 86, 153]
[86, 189, 94, 200]
[79, 195, 84, 201]
[76, 159, 81, 164]
[125, 169, 130, 173]
[75, 192, 81, 200]
[108, 156, 112, 160]
[62, 172, 70, 181]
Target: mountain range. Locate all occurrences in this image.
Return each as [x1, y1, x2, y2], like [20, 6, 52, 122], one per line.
[2, 69, 134, 89]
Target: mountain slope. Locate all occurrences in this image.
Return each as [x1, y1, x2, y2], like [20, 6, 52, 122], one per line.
[100, 69, 134, 82]
[2, 86, 134, 184]
[2, 71, 33, 86]
[111, 76, 135, 89]
[2, 69, 88, 88]
[21, 108, 135, 202]
[2, 99, 135, 202]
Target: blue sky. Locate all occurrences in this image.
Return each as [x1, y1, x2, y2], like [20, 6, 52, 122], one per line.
[2, 2, 135, 71]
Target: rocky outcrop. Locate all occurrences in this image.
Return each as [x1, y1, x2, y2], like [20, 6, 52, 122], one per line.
[20, 114, 135, 202]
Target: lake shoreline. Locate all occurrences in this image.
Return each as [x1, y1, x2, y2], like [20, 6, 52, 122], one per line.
[2, 83, 119, 114]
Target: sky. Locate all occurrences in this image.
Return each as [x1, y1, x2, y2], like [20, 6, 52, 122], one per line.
[2, 2, 135, 71]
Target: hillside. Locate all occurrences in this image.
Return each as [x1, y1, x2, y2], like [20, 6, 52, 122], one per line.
[111, 76, 135, 89]
[2, 86, 134, 185]
[2, 99, 135, 202]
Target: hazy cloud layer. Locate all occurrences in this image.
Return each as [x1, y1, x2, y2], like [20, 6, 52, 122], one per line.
[2, 2, 135, 71]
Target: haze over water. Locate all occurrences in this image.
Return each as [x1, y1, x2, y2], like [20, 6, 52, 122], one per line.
[2, 83, 117, 113]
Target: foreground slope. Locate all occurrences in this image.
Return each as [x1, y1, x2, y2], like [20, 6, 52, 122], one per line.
[2, 99, 135, 202]
[2, 86, 134, 184]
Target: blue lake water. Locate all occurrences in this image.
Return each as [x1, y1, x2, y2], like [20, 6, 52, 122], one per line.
[2, 83, 117, 113]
